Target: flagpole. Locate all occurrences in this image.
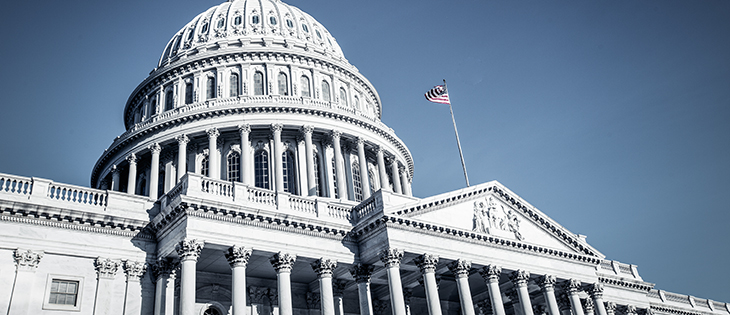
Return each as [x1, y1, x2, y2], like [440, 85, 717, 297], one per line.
[443, 79, 470, 187]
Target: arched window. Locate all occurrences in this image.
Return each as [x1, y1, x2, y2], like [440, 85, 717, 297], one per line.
[282, 151, 297, 195]
[227, 152, 240, 182]
[331, 158, 339, 198]
[278, 72, 288, 96]
[254, 150, 269, 189]
[352, 162, 363, 201]
[368, 169, 376, 195]
[230, 73, 239, 97]
[185, 82, 193, 104]
[354, 95, 360, 111]
[165, 89, 174, 111]
[206, 76, 216, 99]
[322, 81, 330, 102]
[339, 87, 347, 106]
[149, 98, 157, 117]
[300, 76, 310, 97]
[254, 71, 264, 95]
[313, 153, 322, 197]
[201, 156, 209, 177]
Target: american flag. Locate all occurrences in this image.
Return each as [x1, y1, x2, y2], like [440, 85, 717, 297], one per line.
[425, 85, 450, 104]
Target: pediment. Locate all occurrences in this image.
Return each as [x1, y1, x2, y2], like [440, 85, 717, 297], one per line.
[387, 181, 603, 258]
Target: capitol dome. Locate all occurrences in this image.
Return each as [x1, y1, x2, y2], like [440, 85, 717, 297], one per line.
[91, 0, 414, 204]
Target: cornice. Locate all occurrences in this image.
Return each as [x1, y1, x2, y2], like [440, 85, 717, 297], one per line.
[650, 303, 715, 315]
[0, 201, 153, 240]
[152, 202, 354, 243]
[92, 103, 413, 186]
[598, 275, 655, 292]
[351, 215, 602, 266]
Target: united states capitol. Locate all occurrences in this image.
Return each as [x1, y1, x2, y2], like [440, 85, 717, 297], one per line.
[0, 0, 726, 315]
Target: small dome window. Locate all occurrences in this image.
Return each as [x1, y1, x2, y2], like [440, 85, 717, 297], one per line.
[252, 15, 259, 24]
[286, 19, 293, 28]
[315, 30, 322, 39]
[187, 28, 195, 41]
[234, 16, 242, 25]
[217, 18, 225, 29]
[201, 22, 209, 33]
[302, 24, 309, 33]
[269, 16, 277, 25]
[327, 37, 332, 46]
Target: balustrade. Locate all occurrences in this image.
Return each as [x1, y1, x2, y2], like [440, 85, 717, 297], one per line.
[48, 183, 107, 208]
[0, 174, 32, 196]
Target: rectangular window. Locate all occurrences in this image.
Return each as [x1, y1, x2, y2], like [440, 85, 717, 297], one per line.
[43, 275, 84, 311]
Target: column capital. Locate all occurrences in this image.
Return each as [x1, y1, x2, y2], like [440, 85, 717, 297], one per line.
[249, 286, 268, 304]
[14, 249, 43, 270]
[151, 257, 176, 279]
[379, 248, 404, 268]
[225, 245, 252, 268]
[301, 125, 315, 135]
[476, 298, 492, 315]
[270, 252, 297, 273]
[447, 259, 472, 278]
[590, 283, 604, 298]
[124, 260, 147, 281]
[333, 279, 347, 297]
[349, 263, 374, 284]
[583, 298, 595, 312]
[413, 253, 439, 274]
[176, 239, 204, 262]
[510, 269, 531, 287]
[311, 258, 338, 277]
[478, 264, 502, 282]
[95, 257, 121, 279]
[267, 288, 279, 306]
[206, 127, 220, 138]
[505, 287, 519, 302]
[306, 292, 320, 310]
[356, 136, 366, 146]
[564, 279, 583, 294]
[149, 143, 162, 154]
[626, 305, 637, 315]
[330, 129, 343, 140]
[126, 153, 137, 165]
[111, 164, 119, 174]
[238, 123, 252, 134]
[604, 302, 617, 314]
[375, 145, 385, 154]
[270, 123, 283, 134]
[177, 134, 190, 145]
[538, 274, 557, 290]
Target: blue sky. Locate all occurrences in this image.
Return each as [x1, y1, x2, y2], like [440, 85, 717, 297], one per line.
[1, 0, 729, 302]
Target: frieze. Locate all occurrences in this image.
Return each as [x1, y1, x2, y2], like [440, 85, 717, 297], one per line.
[598, 275, 654, 292]
[473, 196, 523, 240]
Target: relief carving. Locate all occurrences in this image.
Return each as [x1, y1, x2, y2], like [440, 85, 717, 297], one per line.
[473, 196, 524, 241]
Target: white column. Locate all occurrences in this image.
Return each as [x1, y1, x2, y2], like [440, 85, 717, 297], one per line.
[539, 275, 561, 315]
[380, 248, 407, 315]
[93, 257, 122, 315]
[356, 137, 371, 199]
[389, 158, 402, 194]
[331, 130, 347, 199]
[302, 125, 317, 196]
[448, 259, 475, 315]
[272, 124, 285, 192]
[123, 261, 147, 315]
[400, 166, 411, 196]
[149, 143, 161, 199]
[566, 279, 585, 315]
[312, 258, 338, 315]
[226, 246, 252, 315]
[111, 165, 120, 191]
[590, 283, 608, 315]
[415, 254, 442, 315]
[376, 146, 390, 192]
[207, 128, 220, 180]
[270, 252, 296, 315]
[127, 153, 137, 194]
[511, 270, 534, 315]
[8, 249, 43, 315]
[177, 135, 189, 181]
[479, 265, 506, 315]
[176, 239, 204, 315]
[239, 124, 253, 185]
[350, 264, 374, 315]
[152, 258, 174, 315]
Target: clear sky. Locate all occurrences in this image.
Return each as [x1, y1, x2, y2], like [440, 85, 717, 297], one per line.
[1, 0, 729, 302]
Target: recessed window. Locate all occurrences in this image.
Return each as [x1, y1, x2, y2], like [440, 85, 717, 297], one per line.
[185, 82, 194, 104]
[269, 16, 277, 25]
[217, 19, 225, 28]
[201, 23, 209, 33]
[230, 73, 240, 97]
[165, 90, 174, 111]
[252, 15, 259, 24]
[286, 19, 293, 28]
[353, 162, 363, 201]
[321, 80, 330, 102]
[339, 87, 347, 106]
[313, 153, 322, 196]
[254, 71, 264, 95]
[228, 152, 241, 182]
[234, 16, 242, 25]
[300, 76, 310, 97]
[206, 76, 216, 99]
[282, 151, 297, 195]
[255, 150, 270, 189]
[302, 24, 309, 33]
[201, 156, 209, 177]
[187, 28, 195, 41]
[278, 72, 288, 96]
[332, 158, 339, 198]
[327, 38, 332, 46]
[43, 275, 83, 311]
[316, 30, 322, 39]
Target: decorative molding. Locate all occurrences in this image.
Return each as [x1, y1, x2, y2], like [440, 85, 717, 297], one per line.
[479, 265, 502, 282]
[539, 275, 557, 290]
[149, 143, 162, 154]
[177, 134, 190, 145]
[447, 259, 472, 278]
[151, 257, 176, 279]
[590, 283, 605, 298]
[270, 252, 296, 273]
[413, 253, 439, 274]
[598, 275, 654, 292]
[14, 249, 43, 270]
[270, 123, 283, 133]
[206, 127, 220, 138]
[311, 258, 337, 277]
[124, 260, 147, 281]
[510, 269, 530, 287]
[379, 248, 403, 268]
[225, 246, 252, 268]
[238, 124, 251, 134]
[96, 257, 121, 279]
[349, 264, 374, 284]
[306, 291, 320, 310]
[176, 239, 204, 261]
[126, 153, 137, 165]
[333, 279, 346, 296]
[565, 279, 583, 294]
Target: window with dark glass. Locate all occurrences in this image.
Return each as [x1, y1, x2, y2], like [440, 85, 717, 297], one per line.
[332, 158, 339, 198]
[230, 73, 239, 97]
[48, 279, 79, 306]
[201, 156, 209, 177]
[316, 30, 322, 39]
[165, 90, 174, 111]
[286, 19, 293, 28]
[217, 18, 225, 29]
[254, 150, 270, 189]
[270, 16, 277, 25]
[300, 76, 310, 97]
[278, 72, 288, 96]
[302, 24, 309, 33]
[185, 82, 193, 104]
[228, 152, 240, 182]
[322, 80, 330, 102]
[339, 87, 347, 106]
[352, 162, 363, 201]
[254, 71, 264, 95]
[201, 23, 209, 33]
[252, 15, 259, 24]
[313, 153, 322, 196]
[149, 98, 157, 117]
[206, 76, 216, 99]
[282, 151, 297, 195]
[368, 170, 376, 195]
[354, 95, 360, 110]
[234, 16, 242, 25]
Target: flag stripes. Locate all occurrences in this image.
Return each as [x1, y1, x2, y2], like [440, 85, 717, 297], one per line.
[425, 85, 450, 104]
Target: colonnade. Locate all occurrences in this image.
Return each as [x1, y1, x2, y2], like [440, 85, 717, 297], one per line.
[107, 124, 413, 201]
[152, 243, 617, 315]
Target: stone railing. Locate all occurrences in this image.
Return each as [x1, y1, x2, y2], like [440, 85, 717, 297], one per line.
[163, 173, 356, 223]
[48, 182, 107, 208]
[650, 289, 730, 313]
[597, 260, 642, 280]
[0, 174, 33, 197]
